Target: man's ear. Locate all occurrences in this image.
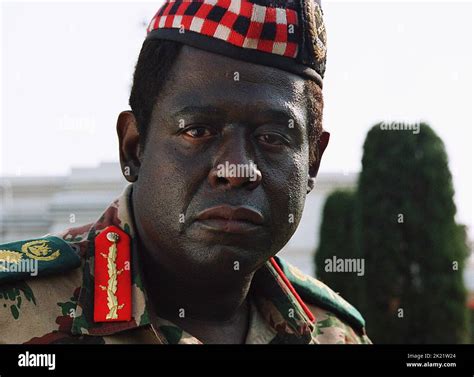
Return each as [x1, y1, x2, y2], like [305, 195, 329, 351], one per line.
[307, 131, 330, 193]
[117, 111, 142, 182]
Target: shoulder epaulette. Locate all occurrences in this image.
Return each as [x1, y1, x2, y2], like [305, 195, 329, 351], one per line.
[0, 236, 81, 284]
[274, 256, 366, 332]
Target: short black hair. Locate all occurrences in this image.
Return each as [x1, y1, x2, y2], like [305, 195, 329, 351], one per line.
[129, 39, 182, 147]
[129, 39, 323, 165]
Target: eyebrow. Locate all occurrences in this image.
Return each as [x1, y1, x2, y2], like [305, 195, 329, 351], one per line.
[257, 108, 301, 124]
[173, 105, 303, 128]
[172, 105, 227, 119]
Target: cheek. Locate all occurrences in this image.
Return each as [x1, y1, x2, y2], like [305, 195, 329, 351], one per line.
[265, 152, 308, 244]
[286, 169, 308, 227]
[135, 142, 205, 234]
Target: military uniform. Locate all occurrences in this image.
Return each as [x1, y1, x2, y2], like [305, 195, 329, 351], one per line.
[1, 0, 371, 344]
[0, 185, 370, 344]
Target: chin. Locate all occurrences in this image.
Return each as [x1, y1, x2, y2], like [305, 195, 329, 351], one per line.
[190, 243, 269, 276]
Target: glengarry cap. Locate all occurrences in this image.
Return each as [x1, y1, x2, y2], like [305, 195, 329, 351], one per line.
[146, 0, 327, 88]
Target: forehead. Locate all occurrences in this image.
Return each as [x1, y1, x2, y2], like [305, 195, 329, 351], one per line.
[157, 45, 308, 120]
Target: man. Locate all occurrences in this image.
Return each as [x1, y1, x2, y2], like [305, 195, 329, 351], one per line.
[0, 0, 371, 344]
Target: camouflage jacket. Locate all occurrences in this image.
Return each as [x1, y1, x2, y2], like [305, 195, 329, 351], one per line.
[0, 185, 371, 344]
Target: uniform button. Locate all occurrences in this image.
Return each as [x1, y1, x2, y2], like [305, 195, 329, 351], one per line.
[106, 232, 120, 242]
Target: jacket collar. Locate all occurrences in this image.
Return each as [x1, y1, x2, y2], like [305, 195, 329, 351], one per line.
[68, 184, 314, 342]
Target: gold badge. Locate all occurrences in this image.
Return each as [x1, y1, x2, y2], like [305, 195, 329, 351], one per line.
[313, 3, 327, 62]
[304, 0, 327, 64]
[21, 240, 60, 261]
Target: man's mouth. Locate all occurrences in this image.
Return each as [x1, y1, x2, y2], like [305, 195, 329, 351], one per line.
[194, 205, 264, 234]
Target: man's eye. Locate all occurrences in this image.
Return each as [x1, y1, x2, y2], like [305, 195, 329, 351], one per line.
[257, 133, 287, 146]
[182, 126, 213, 139]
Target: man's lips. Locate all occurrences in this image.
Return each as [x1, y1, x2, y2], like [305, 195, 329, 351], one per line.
[194, 205, 264, 234]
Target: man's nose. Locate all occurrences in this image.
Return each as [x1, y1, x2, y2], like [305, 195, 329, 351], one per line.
[208, 135, 262, 190]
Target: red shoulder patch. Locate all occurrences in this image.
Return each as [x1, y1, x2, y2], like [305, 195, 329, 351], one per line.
[94, 226, 132, 322]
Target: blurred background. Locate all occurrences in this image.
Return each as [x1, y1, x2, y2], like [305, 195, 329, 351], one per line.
[1, 0, 472, 343]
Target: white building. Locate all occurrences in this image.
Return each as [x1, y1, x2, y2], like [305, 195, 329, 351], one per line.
[1, 162, 473, 301]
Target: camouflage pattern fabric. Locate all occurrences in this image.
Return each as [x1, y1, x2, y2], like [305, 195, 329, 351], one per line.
[0, 185, 371, 344]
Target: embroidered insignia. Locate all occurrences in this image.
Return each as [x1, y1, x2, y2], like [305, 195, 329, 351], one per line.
[302, 0, 327, 74]
[312, 2, 327, 62]
[21, 240, 60, 261]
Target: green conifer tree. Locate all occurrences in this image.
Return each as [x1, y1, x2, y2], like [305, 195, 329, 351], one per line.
[355, 123, 469, 343]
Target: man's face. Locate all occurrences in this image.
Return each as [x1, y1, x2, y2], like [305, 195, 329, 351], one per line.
[130, 45, 319, 279]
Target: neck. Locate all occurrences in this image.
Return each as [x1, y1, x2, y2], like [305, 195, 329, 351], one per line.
[139, 240, 253, 344]
[137, 237, 254, 323]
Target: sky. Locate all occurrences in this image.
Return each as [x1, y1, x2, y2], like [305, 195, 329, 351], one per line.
[1, 0, 473, 238]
